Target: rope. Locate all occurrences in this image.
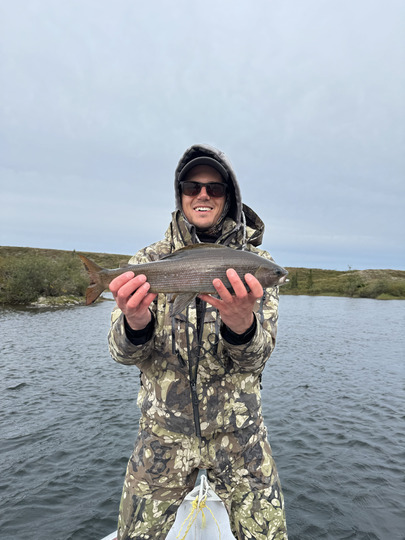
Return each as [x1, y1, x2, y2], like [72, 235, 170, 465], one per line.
[176, 478, 221, 540]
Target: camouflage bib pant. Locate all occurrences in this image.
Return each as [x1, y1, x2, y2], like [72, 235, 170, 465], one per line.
[117, 417, 287, 540]
[109, 210, 289, 540]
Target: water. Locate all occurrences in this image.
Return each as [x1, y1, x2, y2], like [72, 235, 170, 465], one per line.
[1, 297, 404, 540]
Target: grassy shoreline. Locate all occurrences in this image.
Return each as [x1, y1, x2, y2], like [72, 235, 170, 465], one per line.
[279, 266, 405, 300]
[1, 246, 404, 306]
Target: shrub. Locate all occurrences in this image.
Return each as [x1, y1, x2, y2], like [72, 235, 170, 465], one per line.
[359, 279, 405, 299]
[0, 253, 88, 304]
[342, 272, 365, 297]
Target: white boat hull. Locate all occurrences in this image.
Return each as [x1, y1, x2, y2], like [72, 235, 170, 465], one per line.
[101, 475, 235, 540]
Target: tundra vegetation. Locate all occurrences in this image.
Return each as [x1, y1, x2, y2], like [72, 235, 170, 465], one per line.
[282, 267, 405, 300]
[0, 247, 128, 305]
[0, 246, 404, 305]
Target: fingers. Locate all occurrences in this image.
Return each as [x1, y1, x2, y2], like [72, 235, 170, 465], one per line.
[212, 275, 234, 302]
[200, 270, 263, 306]
[244, 272, 264, 298]
[109, 272, 157, 325]
[199, 293, 221, 309]
[116, 275, 148, 304]
[110, 272, 147, 304]
[109, 272, 136, 295]
[200, 269, 260, 334]
[214, 269, 263, 300]
[225, 269, 248, 297]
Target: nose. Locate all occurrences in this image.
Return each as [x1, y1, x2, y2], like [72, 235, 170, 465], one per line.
[197, 186, 210, 198]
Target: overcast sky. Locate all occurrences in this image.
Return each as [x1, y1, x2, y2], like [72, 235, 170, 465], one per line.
[1, 0, 404, 270]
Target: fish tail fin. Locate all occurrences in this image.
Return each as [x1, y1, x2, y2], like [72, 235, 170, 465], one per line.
[78, 254, 106, 305]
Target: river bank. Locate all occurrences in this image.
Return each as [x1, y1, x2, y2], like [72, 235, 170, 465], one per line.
[1, 245, 404, 305]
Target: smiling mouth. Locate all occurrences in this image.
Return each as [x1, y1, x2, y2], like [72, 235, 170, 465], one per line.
[194, 207, 212, 212]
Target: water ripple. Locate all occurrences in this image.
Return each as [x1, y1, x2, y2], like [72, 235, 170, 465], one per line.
[1, 297, 404, 539]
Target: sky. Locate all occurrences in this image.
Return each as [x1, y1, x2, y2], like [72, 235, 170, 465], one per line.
[1, 0, 404, 270]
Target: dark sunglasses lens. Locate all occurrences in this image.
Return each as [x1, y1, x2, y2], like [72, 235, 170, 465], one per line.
[181, 182, 226, 198]
[207, 184, 226, 197]
[181, 182, 200, 196]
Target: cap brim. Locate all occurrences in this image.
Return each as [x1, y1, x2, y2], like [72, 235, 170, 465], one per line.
[178, 156, 229, 182]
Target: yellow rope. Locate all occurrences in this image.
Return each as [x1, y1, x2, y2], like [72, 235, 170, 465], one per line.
[176, 494, 222, 540]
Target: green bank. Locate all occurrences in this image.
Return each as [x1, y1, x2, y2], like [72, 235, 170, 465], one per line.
[1, 246, 404, 306]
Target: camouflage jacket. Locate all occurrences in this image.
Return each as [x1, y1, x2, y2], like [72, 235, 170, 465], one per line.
[108, 209, 279, 438]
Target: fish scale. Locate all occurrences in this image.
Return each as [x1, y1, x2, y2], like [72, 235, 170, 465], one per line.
[79, 243, 287, 315]
[141, 258, 230, 293]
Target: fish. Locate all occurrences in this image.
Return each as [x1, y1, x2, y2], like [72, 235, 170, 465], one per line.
[79, 243, 288, 315]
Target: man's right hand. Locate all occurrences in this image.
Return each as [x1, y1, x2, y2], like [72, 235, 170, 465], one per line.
[109, 273, 157, 331]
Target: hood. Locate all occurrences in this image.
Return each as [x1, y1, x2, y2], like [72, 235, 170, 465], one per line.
[174, 143, 243, 226]
[167, 204, 265, 250]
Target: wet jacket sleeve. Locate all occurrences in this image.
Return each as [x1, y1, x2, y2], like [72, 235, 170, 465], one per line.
[221, 285, 279, 374]
[221, 316, 257, 345]
[108, 308, 156, 367]
[108, 250, 157, 368]
[124, 314, 155, 345]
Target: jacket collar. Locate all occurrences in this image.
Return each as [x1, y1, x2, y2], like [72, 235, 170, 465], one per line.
[165, 207, 265, 251]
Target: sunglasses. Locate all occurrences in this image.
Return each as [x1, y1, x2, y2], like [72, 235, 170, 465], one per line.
[180, 181, 227, 198]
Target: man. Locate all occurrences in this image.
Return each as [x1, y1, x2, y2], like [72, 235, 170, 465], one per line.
[108, 143, 288, 540]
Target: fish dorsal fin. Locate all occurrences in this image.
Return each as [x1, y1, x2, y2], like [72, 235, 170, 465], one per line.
[160, 243, 225, 260]
[171, 293, 198, 316]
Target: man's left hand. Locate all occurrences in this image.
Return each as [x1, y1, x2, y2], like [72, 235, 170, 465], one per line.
[199, 268, 263, 334]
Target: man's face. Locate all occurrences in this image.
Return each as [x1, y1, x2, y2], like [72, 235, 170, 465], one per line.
[181, 165, 226, 230]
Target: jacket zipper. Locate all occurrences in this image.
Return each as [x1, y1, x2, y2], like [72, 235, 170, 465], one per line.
[186, 302, 206, 439]
[190, 380, 201, 438]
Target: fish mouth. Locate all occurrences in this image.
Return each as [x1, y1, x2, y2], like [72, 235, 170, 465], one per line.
[278, 274, 288, 285]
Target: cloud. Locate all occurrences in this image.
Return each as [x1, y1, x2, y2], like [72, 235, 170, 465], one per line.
[1, 0, 404, 269]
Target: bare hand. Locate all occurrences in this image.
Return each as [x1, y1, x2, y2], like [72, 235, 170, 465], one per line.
[109, 272, 157, 331]
[199, 268, 263, 334]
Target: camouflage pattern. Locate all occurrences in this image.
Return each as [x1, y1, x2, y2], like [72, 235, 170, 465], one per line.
[108, 209, 288, 539]
[117, 418, 287, 540]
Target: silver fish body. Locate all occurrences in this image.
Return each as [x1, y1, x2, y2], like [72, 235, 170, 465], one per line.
[79, 243, 288, 314]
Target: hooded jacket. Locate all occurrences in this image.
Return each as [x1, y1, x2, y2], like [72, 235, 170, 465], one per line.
[108, 144, 279, 438]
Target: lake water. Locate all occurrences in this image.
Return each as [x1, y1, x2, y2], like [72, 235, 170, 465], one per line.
[1, 296, 404, 540]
